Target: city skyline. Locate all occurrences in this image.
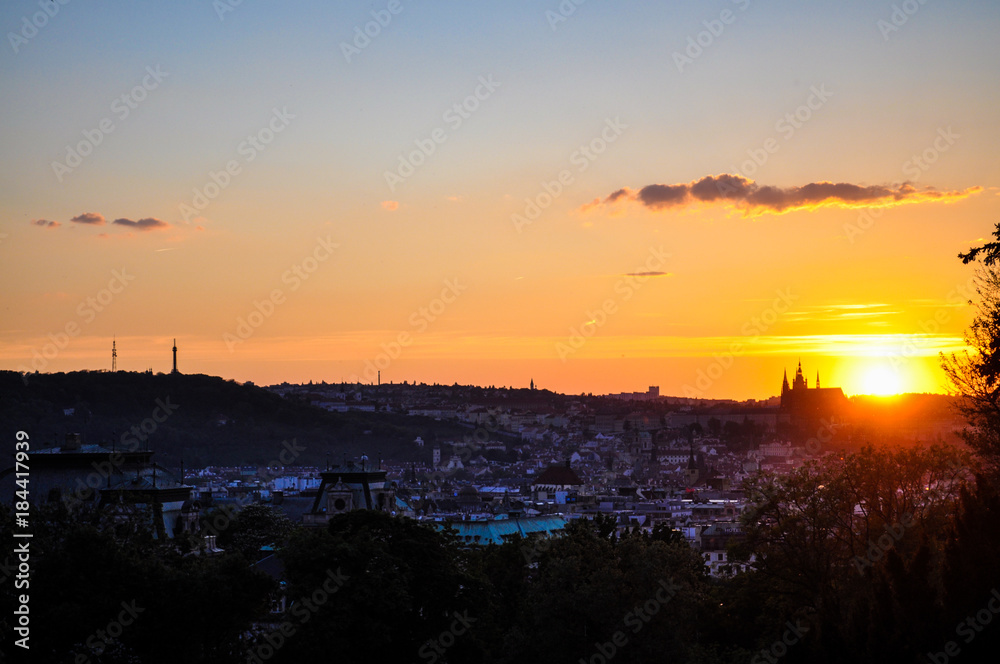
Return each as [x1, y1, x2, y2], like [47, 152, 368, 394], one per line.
[3, 1, 1000, 399]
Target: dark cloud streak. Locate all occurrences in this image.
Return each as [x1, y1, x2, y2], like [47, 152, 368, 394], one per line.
[71, 212, 106, 225]
[586, 174, 981, 216]
[112, 217, 169, 231]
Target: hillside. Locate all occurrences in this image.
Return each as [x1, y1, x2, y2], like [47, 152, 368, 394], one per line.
[0, 370, 472, 468]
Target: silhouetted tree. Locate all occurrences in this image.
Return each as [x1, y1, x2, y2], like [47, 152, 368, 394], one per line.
[8, 502, 273, 663]
[942, 232, 1000, 472]
[216, 503, 294, 561]
[957, 221, 1000, 265]
[275, 511, 485, 663]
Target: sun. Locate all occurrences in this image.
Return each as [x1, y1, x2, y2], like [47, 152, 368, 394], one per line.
[861, 366, 903, 396]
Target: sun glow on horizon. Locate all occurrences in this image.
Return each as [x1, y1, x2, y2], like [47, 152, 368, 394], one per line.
[860, 366, 904, 396]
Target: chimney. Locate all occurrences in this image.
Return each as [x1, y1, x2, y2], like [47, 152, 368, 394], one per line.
[64, 432, 82, 451]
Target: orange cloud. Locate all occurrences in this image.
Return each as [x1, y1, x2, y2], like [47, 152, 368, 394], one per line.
[583, 174, 981, 216]
[381, 200, 399, 211]
[30, 219, 60, 229]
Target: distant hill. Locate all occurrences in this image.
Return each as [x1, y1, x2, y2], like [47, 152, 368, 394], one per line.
[0, 371, 473, 468]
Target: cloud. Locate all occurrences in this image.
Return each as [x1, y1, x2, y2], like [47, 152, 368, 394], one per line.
[606, 188, 633, 203]
[112, 217, 169, 231]
[71, 212, 106, 225]
[583, 174, 982, 216]
[381, 200, 399, 211]
[625, 271, 671, 277]
[30, 219, 60, 228]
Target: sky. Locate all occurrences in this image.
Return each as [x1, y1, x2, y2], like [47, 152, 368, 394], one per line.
[2, 0, 999, 400]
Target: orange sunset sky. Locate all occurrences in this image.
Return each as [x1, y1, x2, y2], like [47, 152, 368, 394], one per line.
[2, 1, 999, 399]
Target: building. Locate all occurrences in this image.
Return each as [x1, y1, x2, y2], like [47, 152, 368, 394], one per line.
[780, 361, 848, 421]
[0, 433, 195, 538]
[303, 457, 398, 526]
[531, 460, 583, 493]
[99, 466, 196, 539]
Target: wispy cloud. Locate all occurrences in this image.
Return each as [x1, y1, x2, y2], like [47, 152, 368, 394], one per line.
[582, 174, 981, 216]
[30, 219, 60, 229]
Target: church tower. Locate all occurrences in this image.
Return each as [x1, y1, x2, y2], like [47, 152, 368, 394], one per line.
[793, 360, 807, 390]
[685, 426, 700, 486]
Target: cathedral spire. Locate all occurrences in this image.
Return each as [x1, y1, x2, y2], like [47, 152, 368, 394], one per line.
[792, 360, 807, 390]
[816, 371, 821, 389]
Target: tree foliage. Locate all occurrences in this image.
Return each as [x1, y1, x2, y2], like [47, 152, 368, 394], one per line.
[957, 221, 1000, 265]
[214, 503, 294, 561]
[941, 223, 1000, 473]
[942, 266, 1000, 472]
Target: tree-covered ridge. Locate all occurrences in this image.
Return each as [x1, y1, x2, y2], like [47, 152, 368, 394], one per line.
[0, 370, 473, 466]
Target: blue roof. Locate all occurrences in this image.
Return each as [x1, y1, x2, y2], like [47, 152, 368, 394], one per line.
[437, 515, 566, 546]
